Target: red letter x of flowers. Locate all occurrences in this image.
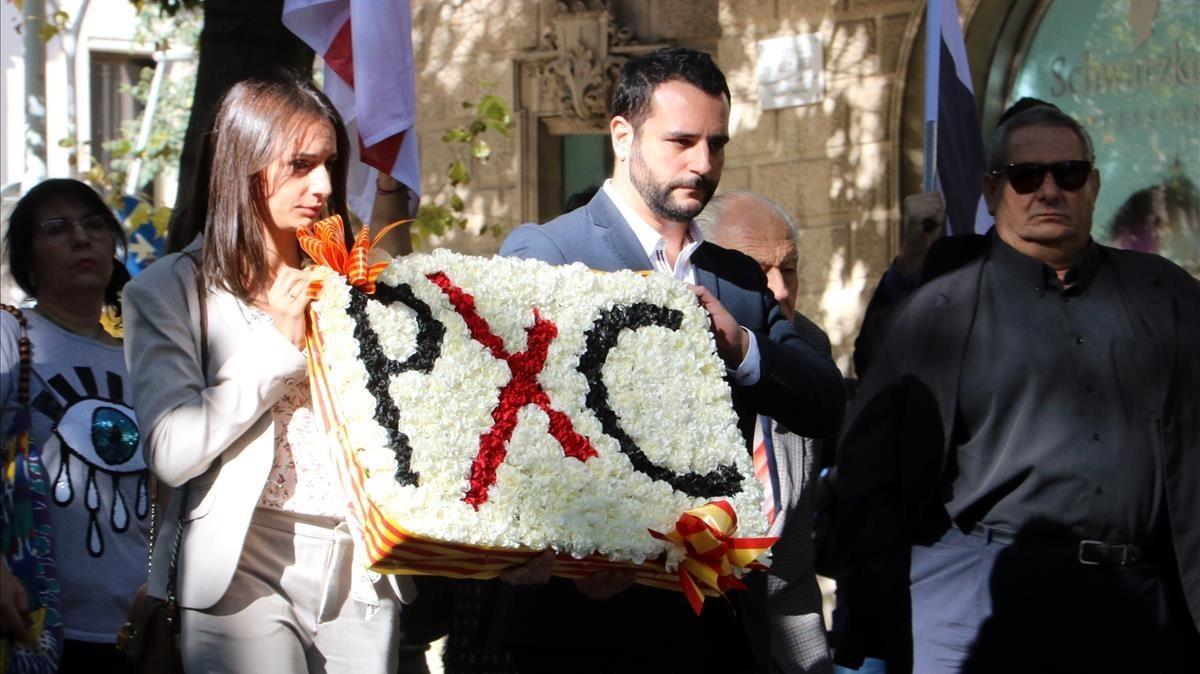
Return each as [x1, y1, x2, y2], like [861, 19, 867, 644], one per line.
[427, 272, 598, 509]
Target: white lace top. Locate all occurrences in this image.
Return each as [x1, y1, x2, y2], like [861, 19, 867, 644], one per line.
[247, 307, 346, 518]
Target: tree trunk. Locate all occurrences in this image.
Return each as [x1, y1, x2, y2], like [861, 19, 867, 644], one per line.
[166, 0, 314, 253]
[23, 0, 47, 190]
[60, 0, 91, 177]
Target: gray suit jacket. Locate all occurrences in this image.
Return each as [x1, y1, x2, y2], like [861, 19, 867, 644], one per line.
[495, 190, 845, 672]
[502, 190, 845, 441]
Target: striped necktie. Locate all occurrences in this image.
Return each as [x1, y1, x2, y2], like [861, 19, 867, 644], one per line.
[752, 415, 780, 526]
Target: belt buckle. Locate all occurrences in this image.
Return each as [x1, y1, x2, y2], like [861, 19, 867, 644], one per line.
[1078, 540, 1106, 565]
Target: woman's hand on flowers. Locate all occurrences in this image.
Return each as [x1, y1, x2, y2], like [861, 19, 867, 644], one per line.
[574, 569, 636, 600]
[0, 560, 32, 638]
[499, 550, 555, 586]
[263, 267, 314, 349]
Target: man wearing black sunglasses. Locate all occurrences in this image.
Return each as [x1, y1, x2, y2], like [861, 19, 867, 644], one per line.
[981, 116, 1099, 272]
[833, 104, 1200, 672]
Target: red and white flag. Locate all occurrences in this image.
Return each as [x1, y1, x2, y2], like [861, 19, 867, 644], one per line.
[283, 0, 420, 223]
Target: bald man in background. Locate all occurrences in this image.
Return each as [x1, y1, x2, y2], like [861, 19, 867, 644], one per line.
[699, 189, 833, 673]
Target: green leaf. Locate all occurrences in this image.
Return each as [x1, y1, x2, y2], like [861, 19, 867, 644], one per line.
[441, 128, 472, 144]
[415, 204, 450, 237]
[447, 160, 470, 187]
[411, 82, 515, 248]
[427, 215, 446, 236]
[57, 136, 76, 148]
[484, 118, 512, 137]
[477, 95, 511, 125]
[104, 138, 133, 155]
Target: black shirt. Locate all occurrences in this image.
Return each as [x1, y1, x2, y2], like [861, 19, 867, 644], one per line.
[946, 237, 1164, 545]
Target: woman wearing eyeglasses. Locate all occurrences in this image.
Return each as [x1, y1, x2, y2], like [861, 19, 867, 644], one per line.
[122, 75, 410, 673]
[1, 178, 148, 673]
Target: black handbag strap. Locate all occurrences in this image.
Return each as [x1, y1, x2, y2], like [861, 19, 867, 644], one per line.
[164, 257, 208, 626]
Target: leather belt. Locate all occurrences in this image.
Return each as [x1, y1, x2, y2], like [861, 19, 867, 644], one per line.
[969, 523, 1147, 567]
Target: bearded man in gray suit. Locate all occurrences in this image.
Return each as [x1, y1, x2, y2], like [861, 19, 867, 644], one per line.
[481, 47, 845, 674]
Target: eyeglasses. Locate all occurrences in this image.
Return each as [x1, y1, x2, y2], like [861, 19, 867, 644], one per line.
[35, 214, 113, 241]
[989, 161, 1093, 194]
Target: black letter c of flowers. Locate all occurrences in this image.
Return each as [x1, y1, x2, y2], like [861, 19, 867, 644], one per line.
[577, 302, 743, 498]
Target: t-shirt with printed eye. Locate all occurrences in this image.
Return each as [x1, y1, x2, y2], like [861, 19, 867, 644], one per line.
[0, 310, 150, 644]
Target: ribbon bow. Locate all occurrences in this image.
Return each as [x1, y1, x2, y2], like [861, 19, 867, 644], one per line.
[649, 500, 778, 615]
[296, 215, 407, 296]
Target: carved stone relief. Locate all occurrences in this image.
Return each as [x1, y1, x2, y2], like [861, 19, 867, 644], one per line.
[512, 1, 669, 221]
[516, 1, 660, 126]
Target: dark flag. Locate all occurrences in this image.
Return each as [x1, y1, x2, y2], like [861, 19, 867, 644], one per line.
[924, 0, 993, 235]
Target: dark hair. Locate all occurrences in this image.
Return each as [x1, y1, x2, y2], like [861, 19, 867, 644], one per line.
[194, 74, 351, 301]
[996, 97, 1060, 127]
[990, 104, 1095, 170]
[610, 47, 730, 131]
[4, 178, 130, 312]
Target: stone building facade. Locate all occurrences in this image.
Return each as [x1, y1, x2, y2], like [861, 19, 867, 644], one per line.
[407, 0, 1199, 373]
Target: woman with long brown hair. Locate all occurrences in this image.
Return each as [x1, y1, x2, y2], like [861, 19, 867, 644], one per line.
[122, 75, 408, 673]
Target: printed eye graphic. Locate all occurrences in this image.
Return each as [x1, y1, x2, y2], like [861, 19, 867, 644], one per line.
[33, 368, 148, 558]
[55, 400, 141, 474]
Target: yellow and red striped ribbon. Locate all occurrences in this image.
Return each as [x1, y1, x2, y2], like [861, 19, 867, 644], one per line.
[649, 500, 779, 615]
[296, 215, 407, 296]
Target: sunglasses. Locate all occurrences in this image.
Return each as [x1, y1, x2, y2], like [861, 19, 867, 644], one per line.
[989, 161, 1093, 194]
[36, 214, 113, 241]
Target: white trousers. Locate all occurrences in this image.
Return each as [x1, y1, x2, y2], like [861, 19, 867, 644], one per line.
[180, 508, 400, 673]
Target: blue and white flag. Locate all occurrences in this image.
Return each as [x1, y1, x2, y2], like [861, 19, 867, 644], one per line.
[924, 0, 992, 235]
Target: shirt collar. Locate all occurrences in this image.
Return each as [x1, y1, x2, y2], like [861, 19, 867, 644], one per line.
[601, 180, 704, 277]
[989, 234, 1102, 293]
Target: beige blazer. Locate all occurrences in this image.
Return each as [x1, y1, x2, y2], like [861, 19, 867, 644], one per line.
[123, 239, 308, 609]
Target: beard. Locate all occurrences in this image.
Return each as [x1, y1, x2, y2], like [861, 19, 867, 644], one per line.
[629, 141, 717, 224]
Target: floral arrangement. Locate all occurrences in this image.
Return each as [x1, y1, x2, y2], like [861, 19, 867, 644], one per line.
[300, 219, 772, 606]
